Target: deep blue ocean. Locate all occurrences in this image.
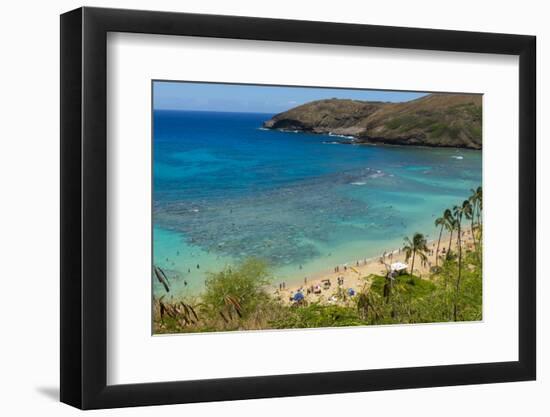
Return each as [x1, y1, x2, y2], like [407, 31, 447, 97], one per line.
[153, 110, 482, 297]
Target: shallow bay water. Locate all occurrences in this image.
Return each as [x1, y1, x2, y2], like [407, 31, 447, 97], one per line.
[153, 110, 482, 297]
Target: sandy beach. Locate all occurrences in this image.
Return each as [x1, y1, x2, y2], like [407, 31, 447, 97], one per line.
[273, 228, 476, 305]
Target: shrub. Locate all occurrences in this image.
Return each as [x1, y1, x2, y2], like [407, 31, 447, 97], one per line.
[201, 258, 272, 320]
[270, 303, 367, 329]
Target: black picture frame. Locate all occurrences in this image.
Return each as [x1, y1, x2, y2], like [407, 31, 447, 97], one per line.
[60, 6, 536, 410]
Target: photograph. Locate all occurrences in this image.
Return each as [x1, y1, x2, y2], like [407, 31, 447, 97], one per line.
[0, 0, 543, 413]
[152, 81, 483, 334]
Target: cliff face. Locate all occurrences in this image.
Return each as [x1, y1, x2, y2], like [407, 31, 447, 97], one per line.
[263, 93, 482, 149]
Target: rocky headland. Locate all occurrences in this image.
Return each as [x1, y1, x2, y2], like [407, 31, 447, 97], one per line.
[263, 93, 482, 149]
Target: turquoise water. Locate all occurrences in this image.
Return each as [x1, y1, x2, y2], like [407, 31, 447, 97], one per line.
[153, 110, 482, 297]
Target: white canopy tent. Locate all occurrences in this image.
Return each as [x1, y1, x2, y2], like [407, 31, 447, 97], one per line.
[390, 262, 408, 273]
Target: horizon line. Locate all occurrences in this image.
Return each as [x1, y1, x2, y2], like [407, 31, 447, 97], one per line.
[153, 95, 429, 113]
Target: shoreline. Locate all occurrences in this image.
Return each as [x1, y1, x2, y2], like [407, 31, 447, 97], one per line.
[272, 228, 476, 305]
[265, 127, 482, 151]
[158, 227, 477, 305]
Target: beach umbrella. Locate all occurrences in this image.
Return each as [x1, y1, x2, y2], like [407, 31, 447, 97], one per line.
[293, 292, 305, 301]
[347, 288, 356, 296]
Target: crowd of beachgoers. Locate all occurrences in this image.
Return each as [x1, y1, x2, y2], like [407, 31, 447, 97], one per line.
[273, 228, 476, 307]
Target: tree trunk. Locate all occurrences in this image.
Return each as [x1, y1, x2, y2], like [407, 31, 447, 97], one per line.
[454, 219, 463, 321]
[470, 215, 477, 254]
[436, 225, 443, 267]
[410, 250, 416, 276]
[383, 276, 391, 303]
[447, 230, 453, 259]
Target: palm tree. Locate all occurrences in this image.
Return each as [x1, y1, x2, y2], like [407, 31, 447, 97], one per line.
[435, 209, 452, 266]
[444, 209, 456, 259]
[463, 199, 476, 253]
[475, 186, 482, 225]
[434, 214, 446, 268]
[378, 256, 394, 303]
[402, 233, 429, 276]
[452, 200, 469, 321]
[469, 186, 482, 227]
[474, 186, 483, 248]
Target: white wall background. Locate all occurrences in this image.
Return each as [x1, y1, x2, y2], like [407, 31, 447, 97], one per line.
[0, 0, 545, 415]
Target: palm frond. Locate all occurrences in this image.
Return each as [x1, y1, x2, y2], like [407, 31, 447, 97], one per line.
[154, 266, 170, 292]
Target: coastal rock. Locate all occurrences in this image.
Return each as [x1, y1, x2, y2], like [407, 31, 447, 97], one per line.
[263, 93, 482, 149]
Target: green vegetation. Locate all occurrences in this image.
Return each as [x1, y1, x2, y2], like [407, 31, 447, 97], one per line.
[385, 115, 416, 130]
[402, 232, 429, 275]
[270, 304, 366, 329]
[467, 124, 482, 142]
[153, 188, 483, 333]
[201, 258, 272, 320]
[386, 115, 464, 141]
[154, 259, 284, 333]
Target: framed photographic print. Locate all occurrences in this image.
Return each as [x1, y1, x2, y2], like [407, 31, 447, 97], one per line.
[60, 6, 536, 409]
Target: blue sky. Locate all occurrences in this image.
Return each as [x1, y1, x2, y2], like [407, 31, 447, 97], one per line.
[153, 81, 428, 114]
